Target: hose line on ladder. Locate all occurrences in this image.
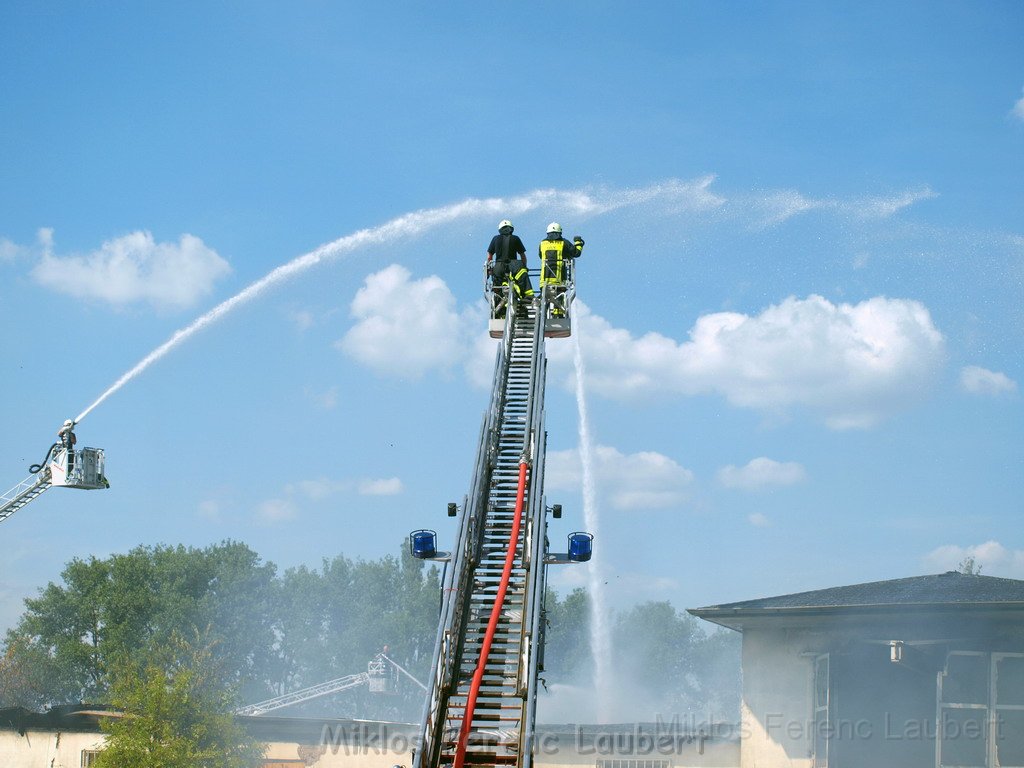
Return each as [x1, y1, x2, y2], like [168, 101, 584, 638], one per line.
[29, 443, 60, 474]
[452, 460, 529, 768]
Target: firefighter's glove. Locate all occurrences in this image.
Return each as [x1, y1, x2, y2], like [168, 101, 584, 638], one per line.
[573, 236, 585, 248]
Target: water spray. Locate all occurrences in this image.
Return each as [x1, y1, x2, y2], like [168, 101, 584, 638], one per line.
[572, 316, 614, 721]
[72, 183, 669, 425]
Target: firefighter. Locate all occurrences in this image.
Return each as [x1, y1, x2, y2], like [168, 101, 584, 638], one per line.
[538, 223, 583, 317]
[486, 220, 534, 316]
[57, 419, 77, 474]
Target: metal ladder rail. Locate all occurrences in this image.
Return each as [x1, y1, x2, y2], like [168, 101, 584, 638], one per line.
[415, 303, 525, 768]
[440, 299, 545, 767]
[518, 419, 550, 768]
[0, 471, 52, 523]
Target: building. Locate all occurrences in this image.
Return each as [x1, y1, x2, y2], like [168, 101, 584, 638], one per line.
[0, 706, 739, 768]
[7, 571, 1022, 768]
[689, 571, 1024, 768]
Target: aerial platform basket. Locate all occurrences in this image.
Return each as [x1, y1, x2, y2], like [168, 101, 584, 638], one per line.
[485, 265, 575, 339]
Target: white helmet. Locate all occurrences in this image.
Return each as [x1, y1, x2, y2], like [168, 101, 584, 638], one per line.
[498, 219, 513, 232]
[63, 419, 73, 427]
[547, 222, 562, 235]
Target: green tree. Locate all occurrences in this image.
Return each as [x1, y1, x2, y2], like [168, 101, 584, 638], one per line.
[542, 587, 591, 682]
[2, 541, 279, 708]
[93, 633, 263, 768]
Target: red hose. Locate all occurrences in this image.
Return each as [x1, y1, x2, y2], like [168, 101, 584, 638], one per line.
[452, 461, 528, 768]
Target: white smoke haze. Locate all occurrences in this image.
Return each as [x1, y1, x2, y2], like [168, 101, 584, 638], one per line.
[717, 457, 807, 490]
[547, 295, 945, 429]
[31, 230, 232, 309]
[959, 365, 1017, 396]
[923, 540, 1024, 579]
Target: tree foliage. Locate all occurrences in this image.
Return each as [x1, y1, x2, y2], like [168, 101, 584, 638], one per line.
[0, 541, 440, 721]
[93, 633, 263, 768]
[2, 542, 739, 723]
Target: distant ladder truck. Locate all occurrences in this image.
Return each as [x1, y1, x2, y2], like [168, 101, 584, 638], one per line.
[410, 270, 593, 768]
[236, 652, 426, 717]
[0, 423, 109, 524]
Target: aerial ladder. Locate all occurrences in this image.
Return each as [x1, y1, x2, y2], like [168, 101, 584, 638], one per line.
[236, 652, 427, 716]
[0, 421, 109, 524]
[410, 264, 592, 768]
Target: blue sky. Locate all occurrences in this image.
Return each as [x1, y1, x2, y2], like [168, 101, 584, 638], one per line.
[1, 0, 1022, 653]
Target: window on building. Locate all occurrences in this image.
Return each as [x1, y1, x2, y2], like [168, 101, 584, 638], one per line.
[595, 760, 671, 768]
[812, 654, 830, 768]
[938, 651, 1024, 768]
[994, 654, 1024, 767]
[81, 751, 103, 768]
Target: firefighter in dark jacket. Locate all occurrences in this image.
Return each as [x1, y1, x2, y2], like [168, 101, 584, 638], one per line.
[486, 219, 535, 315]
[538, 223, 583, 316]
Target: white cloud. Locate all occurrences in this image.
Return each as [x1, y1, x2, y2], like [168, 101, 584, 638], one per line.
[303, 385, 339, 410]
[338, 264, 477, 378]
[286, 475, 402, 500]
[0, 238, 22, 262]
[358, 477, 403, 496]
[1012, 88, 1024, 122]
[197, 500, 223, 521]
[923, 540, 1024, 579]
[546, 445, 694, 511]
[959, 365, 1017, 396]
[548, 295, 945, 429]
[289, 309, 316, 331]
[718, 457, 807, 490]
[257, 498, 298, 524]
[748, 512, 771, 527]
[31, 230, 231, 309]
[289, 478, 350, 500]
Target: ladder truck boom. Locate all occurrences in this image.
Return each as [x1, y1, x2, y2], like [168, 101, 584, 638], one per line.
[0, 423, 109, 524]
[235, 652, 427, 716]
[413, 272, 591, 768]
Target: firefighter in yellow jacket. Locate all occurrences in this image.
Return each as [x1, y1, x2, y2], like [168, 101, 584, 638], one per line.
[538, 223, 583, 316]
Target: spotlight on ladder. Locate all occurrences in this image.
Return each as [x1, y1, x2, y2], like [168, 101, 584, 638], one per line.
[551, 503, 562, 519]
[447, 502, 458, 517]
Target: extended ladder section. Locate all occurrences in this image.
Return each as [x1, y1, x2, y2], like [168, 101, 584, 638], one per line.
[416, 291, 555, 768]
[236, 672, 369, 716]
[0, 446, 108, 524]
[0, 471, 53, 523]
[236, 652, 427, 716]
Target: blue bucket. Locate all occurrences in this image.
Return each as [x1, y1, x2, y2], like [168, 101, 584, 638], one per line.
[410, 529, 437, 559]
[568, 532, 593, 562]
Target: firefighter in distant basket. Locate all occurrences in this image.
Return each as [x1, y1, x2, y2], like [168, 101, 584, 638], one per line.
[486, 219, 535, 317]
[538, 223, 583, 317]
